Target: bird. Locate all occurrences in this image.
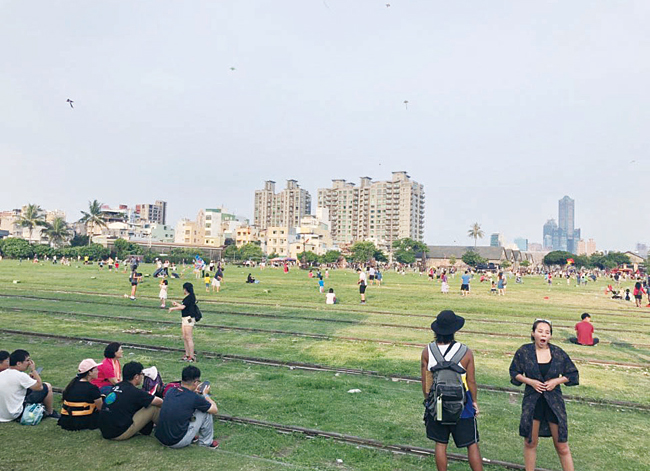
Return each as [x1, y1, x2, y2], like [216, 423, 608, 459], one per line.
[66, 99, 74, 109]
[403, 100, 409, 110]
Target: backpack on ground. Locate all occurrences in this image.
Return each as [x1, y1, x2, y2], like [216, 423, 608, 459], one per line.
[424, 342, 468, 425]
[20, 403, 45, 426]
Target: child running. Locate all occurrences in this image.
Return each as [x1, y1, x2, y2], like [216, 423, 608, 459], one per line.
[159, 279, 168, 308]
[204, 274, 211, 292]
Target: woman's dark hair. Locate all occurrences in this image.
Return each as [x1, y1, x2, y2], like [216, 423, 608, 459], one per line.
[635, 282, 642, 289]
[182, 282, 194, 295]
[104, 342, 121, 359]
[162, 279, 168, 285]
[328, 288, 334, 293]
[0, 350, 9, 363]
[435, 332, 455, 344]
[62, 370, 93, 397]
[531, 320, 553, 341]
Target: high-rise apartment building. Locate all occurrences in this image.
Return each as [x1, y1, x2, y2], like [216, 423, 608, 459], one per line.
[514, 237, 528, 252]
[317, 171, 424, 250]
[254, 180, 311, 230]
[577, 238, 597, 256]
[490, 233, 504, 247]
[135, 200, 167, 225]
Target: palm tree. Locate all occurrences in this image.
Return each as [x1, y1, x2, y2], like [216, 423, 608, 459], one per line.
[17, 204, 46, 243]
[467, 222, 485, 248]
[42, 217, 71, 248]
[79, 200, 107, 245]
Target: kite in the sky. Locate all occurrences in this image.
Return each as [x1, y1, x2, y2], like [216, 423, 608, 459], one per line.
[66, 99, 74, 109]
[386, 3, 391, 7]
[230, 67, 236, 71]
[403, 100, 409, 110]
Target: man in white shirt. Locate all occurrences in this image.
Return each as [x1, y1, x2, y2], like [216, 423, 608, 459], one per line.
[0, 349, 58, 422]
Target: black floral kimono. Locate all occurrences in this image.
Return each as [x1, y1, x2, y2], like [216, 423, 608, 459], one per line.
[509, 343, 579, 443]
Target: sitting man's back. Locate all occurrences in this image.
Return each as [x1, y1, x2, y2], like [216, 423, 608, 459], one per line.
[155, 365, 219, 449]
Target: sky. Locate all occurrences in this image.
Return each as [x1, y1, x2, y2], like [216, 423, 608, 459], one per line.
[1, 0, 649, 251]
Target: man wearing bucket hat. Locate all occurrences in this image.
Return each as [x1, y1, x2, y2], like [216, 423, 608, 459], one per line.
[58, 359, 103, 431]
[421, 310, 483, 471]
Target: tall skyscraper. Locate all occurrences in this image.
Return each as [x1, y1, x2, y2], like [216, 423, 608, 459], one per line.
[254, 180, 311, 230]
[490, 233, 504, 247]
[514, 237, 528, 251]
[317, 171, 425, 250]
[542, 196, 581, 252]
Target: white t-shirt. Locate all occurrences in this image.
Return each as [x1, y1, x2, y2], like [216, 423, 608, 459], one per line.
[358, 272, 367, 285]
[326, 293, 336, 304]
[0, 369, 37, 422]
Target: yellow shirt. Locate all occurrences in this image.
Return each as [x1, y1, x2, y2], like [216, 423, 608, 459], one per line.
[204, 276, 211, 284]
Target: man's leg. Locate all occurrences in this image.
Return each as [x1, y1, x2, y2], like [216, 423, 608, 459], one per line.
[568, 337, 578, 344]
[435, 442, 448, 471]
[42, 382, 54, 415]
[113, 405, 161, 441]
[467, 443, 484, 471]
[195, 410, 214, 446]
[592, 338, 599, 345]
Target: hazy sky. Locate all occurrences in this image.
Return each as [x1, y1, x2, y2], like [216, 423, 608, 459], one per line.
[1, 1, 648, 251]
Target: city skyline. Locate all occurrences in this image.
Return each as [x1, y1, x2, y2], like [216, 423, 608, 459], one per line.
[2, 2, 649, 250]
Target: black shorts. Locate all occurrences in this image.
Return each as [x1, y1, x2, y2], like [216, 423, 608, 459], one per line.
[533, 396, 558, 424]
[369, 275, 375, 280]
[634, 294, 642, 300]
[460, 284, 470, 291]
[426, 417, 479, 448]
[25, 383, 49, 405]
[359, 284, 367, 294]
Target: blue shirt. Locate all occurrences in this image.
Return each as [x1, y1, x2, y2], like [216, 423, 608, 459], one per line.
[155, 386, 211, 446]
[461, 274, 471, 285]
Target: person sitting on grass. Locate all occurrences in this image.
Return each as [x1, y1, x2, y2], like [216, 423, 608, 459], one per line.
[58, 359, 103, 431]
[326, 288, 337, 305]
[569, 313, 599, 346]
[155, 365, 219, 449]
[0, 351, 9, 373]
[91, 342, 123, 395]
[0, 349, 59, 422]
[99, 361, 163, 441]
[246, 273, 256, 283]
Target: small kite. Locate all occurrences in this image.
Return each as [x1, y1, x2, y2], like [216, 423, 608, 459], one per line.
[386, 3, 391, 7]
[403, 100, 409, 110]
[66, 99, 74, 109]
[230, 67, 236, 71]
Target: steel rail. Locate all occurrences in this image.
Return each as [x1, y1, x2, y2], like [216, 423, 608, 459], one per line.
[0, 292, 643, 335]
[3, 305, 650, 364]
[4, 328, 648, 412]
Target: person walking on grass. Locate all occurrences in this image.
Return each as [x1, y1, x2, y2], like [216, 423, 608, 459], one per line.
[421, 310, 483, 471]
[169, 282, 199, 362]
[155, 365, 219, 449]
[159, 279, 168, 308]
[357, 268, 367, 304]
[633, 282, 646, 308]
[509, 320, 579, 471]
[460, 270, 471, 296]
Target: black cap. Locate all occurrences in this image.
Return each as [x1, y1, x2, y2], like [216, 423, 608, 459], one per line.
[430, 310, 465, 335]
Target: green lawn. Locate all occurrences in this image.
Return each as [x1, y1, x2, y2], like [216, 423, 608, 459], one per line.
[0, 260, 648, 471]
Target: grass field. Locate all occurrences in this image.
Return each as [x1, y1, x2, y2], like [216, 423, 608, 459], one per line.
[0, 260, 648, 471]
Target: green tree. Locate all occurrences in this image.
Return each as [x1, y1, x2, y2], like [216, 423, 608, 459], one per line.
[462, 250, 487, 267]
[79, 200, 108, 245]
[0, 238, 34, 258]
[42, 217, 71, 248]
[467, 222, 485, 248]
[17, 204, 47, 243]
[70, 233, 89, 247]
[76, 243, 109, 261]
[392, 238, 428, 265]
[267, 252, 279, 260]
[500, 260, 512, 269]
[240, 243, 264, 261]
[322, 250, 342, 264]
[543, 251, 575, 266]
[520, 260, 530, 268]
[222, 245, 240, 261]
[113, 238, 141, 259]
[298, 250, 321, 265]
[448, 255, 457, 267]
[349, 241, 377, 263]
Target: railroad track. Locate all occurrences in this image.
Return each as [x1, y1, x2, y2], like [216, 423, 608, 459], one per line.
[3, 305, 650, 366]
[2, 286, 650, 323]
[0, 292, 644, 336]
[4, 328, 648, 412]
[42, 385, 554, 471]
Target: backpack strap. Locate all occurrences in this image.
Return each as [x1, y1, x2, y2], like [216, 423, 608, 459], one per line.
[449, 344, 468, 366]
[428, 342, 447, 365]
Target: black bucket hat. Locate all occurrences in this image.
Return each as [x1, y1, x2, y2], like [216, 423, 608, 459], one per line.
[430, 310, 465, 335]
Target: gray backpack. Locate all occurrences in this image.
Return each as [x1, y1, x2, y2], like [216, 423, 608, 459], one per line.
[424, 342, 468, 425]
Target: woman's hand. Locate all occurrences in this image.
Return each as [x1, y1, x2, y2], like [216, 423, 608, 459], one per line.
[528, 379, 546, 393]
[544, 377, 561, 391]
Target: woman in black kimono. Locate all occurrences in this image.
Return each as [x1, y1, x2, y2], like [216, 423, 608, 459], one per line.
[509, 319, 579, 471]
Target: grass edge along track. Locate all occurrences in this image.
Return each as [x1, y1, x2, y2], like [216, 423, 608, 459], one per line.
[2, 328, 647, 412]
